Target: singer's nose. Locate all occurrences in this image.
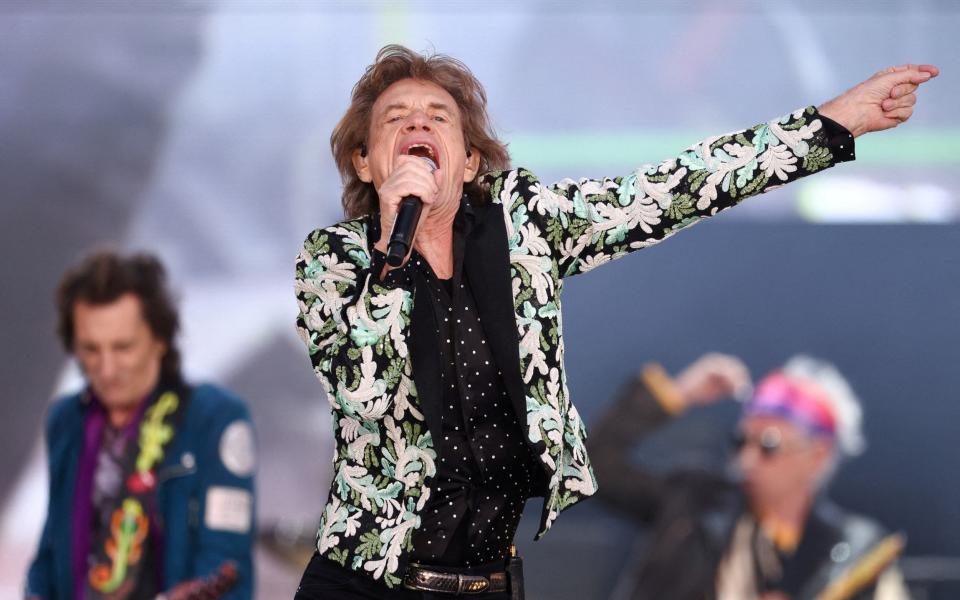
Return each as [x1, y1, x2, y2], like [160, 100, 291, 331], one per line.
[404, 110, 431, 131]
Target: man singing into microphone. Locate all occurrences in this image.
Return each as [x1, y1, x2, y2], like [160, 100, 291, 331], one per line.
[293, 45, 937, 599]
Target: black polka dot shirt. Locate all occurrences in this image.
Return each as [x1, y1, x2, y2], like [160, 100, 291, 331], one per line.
[405, 206, 540, 568]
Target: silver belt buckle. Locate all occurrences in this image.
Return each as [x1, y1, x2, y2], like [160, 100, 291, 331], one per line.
[404, 565, 491, 595]
[460, 573, 491, 594]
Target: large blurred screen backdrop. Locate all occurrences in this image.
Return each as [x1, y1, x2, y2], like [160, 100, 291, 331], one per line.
[2, 1, 958, 598]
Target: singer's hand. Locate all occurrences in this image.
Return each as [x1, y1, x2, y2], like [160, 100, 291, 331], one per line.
[818, 63, 938, 137]
[375, 155, 442, 256]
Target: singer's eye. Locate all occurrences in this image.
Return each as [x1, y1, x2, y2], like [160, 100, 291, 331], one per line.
[387, 115, 403, 123]
[432, 115, 447, 123]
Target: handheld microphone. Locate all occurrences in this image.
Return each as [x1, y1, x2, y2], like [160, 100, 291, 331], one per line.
[386, 156, 437, 267]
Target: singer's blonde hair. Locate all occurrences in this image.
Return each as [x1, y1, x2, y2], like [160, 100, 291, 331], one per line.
[332, 44, 511, 219]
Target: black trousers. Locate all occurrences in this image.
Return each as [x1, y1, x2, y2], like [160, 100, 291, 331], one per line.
[294, 553, 512, 600]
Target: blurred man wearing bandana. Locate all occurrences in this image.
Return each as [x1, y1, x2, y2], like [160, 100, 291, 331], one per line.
[588, 354, 909, 600]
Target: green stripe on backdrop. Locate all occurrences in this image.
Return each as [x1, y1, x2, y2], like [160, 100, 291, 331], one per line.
[508, 129, 960, 168]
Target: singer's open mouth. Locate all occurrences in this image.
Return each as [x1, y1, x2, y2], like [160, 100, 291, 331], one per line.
[401, 142, 439, 167]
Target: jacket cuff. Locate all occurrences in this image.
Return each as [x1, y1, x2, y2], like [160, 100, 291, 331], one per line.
[816, 110, 856, 164]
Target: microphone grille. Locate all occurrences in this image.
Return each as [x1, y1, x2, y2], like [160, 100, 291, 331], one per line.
[416, 156, 438, 172]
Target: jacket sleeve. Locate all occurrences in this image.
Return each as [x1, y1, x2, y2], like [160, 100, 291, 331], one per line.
[190, 394, 256, 600]
[24, 401, 71, 600]
[294, 222, 420, 434]
[496, 108, 854, 278]
[586, 365, 686, 523]
[25, 407, 62, 600]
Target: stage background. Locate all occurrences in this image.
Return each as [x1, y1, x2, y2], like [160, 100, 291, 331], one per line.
[2, 1, 958, 598]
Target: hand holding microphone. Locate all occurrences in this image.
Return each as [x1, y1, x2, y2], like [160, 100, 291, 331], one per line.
[375, 154, 441, 269]
[387, 155, 438, 266]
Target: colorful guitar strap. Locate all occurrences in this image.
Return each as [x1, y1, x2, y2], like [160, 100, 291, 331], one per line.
[86, 385, 189, 599]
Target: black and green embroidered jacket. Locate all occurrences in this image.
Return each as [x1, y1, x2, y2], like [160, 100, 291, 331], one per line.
[294, 107, 854, 587]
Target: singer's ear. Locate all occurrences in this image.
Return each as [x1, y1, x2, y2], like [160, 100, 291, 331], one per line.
[352, 146, 373, 183]
[462, 148, 481, 183]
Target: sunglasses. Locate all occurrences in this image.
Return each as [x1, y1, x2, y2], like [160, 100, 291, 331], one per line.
[730, 426, 796, 458]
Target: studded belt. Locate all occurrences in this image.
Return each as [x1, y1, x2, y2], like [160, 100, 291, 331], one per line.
[403, 564, 509, 595]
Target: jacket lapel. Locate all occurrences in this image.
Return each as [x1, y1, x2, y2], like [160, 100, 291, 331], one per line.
[463, 202, 528, 431]
[783, 501, 844, 599]
[365, 214, 446, 452]
[408, 274, 445, 451]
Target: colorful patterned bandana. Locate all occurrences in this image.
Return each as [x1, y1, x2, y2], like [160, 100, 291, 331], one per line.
[744, 372, 837, 438]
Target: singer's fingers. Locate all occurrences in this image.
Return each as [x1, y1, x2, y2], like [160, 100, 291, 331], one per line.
[378, 157, 441, 211]
[393, 154, 441, 187]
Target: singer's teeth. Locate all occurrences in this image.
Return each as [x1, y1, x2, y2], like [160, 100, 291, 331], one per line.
[406, 144, 436, 161]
